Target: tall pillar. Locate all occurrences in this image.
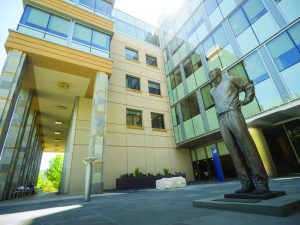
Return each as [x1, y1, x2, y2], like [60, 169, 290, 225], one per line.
[22, 125, 40, 186]
[17, 112, 37, 186]
[32, 143, 43, 185]
[30, 140, 42, 186]
[88, 72, 108, 194]
[249, 127, 278, 176]
[0, 89, 32, 200]
[0, 50, 26, 158]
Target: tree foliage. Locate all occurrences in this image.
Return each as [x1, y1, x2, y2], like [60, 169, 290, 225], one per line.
[37, 154, 64, 192]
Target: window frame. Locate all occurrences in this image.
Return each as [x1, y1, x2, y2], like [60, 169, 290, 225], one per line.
[125, 47, 139, 61]
[126, 108, 143, 127]
[146, 54, 158, 67]
[126, 75, 141, 91]
[148, 81, 161, 95]
[151, 112, 165, 129]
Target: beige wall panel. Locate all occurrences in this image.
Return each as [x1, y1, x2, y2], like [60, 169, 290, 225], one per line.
[144, 127, 153, 136]
[144, 136, 154, 147]
[110, 69, 125, 87]
[76, 120, 90, 130]
[152, 131, 168, 137]
[127, 133, 145, 147]
[103, 146, 127, 189]
[169, 148, 194, 181]
[110, 40, 124, 54]
[77, 98, 92, 120]
[167, 136, 176, 149]
[126, 62, 141, 76]
[127, 147, 146, 173]
[108, 84, 126, 95]
[141, 108, 151, 128]
[69, 145, 88, 194]
[106, 123, 126, 133]
[152, 135, 170, 148]
[112, 60, 128, 73]
[107, 90, 126, 104]
[110, 53, 124, 63]
[74, 129, 90, 145]
[149, 99, 167, 111]
[153, 148, 171, 174]
[106, 102, 126, 124]
[145, 147, 156, 174]
[106, 132, 126, 146]
[126, 94, 143, 108]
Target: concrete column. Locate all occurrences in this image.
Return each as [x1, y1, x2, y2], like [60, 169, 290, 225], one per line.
[249, 127, 278, 177]
[88, 72, 108, 194]
[22, 125, 40, 186]
[30, 140, 43, 186]
[0, 89, 33, 200]
[17, 112, 37, 186]
[26, 130, 40, 186]
[0, 50, 26, 158]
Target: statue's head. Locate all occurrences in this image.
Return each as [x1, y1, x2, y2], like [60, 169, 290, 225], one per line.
[208, 67, 222, 84]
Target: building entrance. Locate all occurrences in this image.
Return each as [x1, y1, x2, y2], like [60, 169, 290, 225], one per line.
[263, 119, 300, 175]
[191, 141, 237, 181]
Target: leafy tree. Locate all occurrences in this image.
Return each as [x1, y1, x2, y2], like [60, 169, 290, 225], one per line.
[45, 154, 64, 189]
[37, 154, 64, 192]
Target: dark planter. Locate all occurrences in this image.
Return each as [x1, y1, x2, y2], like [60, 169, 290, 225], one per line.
[116, 174, 185, 190]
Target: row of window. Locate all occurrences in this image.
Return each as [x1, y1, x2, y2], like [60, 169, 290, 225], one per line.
[19, 6, 110, 56]
[126, 75, 161, 95]
[127, 109, 165, 129]
[162, 0, 300, 75]
[69, 0, 113, 16]
[125, 48, 158, 67]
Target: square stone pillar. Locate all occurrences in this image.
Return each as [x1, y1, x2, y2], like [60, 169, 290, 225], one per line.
[0, 89, 33, 200]
[0, 50, 26, 158]
[88, 72, 108, 194]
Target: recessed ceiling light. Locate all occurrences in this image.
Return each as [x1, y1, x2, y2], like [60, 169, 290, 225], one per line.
[57, 81, 69, 90]
[54, 139, 60, 142]
[54, 131, 61, 135]
[55, 121, 63, 125]
[56, 105, 67, 110]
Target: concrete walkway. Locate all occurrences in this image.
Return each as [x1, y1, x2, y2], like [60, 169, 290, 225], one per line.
[0, 177, 300, 225]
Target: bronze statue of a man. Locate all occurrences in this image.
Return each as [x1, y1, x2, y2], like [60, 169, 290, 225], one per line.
[209, 67, 269, 194]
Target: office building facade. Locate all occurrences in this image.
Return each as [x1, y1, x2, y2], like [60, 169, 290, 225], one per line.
[0, 0, 300, 200]
[159, 0, 300, 180]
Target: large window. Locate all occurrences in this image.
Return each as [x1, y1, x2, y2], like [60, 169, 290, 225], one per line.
[126, 75, 140, 91]
[72, 23, 110, 51]
[228, 51, 281, 110]
[79, 0, 113, 15]
[20, 6, 70, 38]
[228, 0, 279, 54]
[148, 81, 161, 95]
[201, 83, 214, 110]
[151, 113, 165, 129]
[267, 22, 300, 99]
[181, 94, 200, 122]
[274, 0, 300, 23]
[170, 67, 182, 90]
[125, 48, 139, 61]
[146, 55, 158, 67]
[203, 25, 236, 69]
[127, 109, 142, 127]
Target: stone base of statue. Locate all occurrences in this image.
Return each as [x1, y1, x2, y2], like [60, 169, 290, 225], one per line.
[193, 191, 300, 217]
[224, 190, 286, 200]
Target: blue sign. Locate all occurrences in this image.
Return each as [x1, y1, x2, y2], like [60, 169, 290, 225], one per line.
[211, 146, 224, 182]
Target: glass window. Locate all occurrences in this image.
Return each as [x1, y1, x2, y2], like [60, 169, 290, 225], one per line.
[21, 6, 50, 30]
[151, 113, 165, 129]
[73, 24, 92, 46]
[148, 81, 161, 95]
[126, 75, 140, 90]
[243, 0, 267, 24]
[275, 0, 300, 22]
[146, 55, 158, 67]
[47, 15, 70, 38]
[181, 94, 200, 121]
[92, 30, 110, 51]
[95, 0, 113, 15]
[267, 32, 300, 72]
[201, 83, 214, 110]
[183, 57, 194, 78]
[79, 0, 95, 8]
[204, 0, 218, 15]
[228, 8, 250, 36]
[125, 48, 138, 60]
[191, 51, 202, 71]
[127, 109, 142, 127]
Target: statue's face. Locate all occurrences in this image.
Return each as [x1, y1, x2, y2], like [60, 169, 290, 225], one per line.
[209, 69, 221, 83]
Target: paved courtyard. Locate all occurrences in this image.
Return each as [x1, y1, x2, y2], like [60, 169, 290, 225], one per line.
[0, 177, 300, 225]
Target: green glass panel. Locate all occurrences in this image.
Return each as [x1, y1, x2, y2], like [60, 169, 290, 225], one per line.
[217, 141, 229, 156]
[192, 114, 205, 136]
[184, 119, 195, 140]
[241, 99, 260, 118]
[194, 68, 207, 87]
[191, 150, 197, 161]
[176, 83, 185, 101]
[196, 147, 206, 160]
[206, 107, 219, 130]
[186, 73, 197, 93]
[27, 7, 50, 29]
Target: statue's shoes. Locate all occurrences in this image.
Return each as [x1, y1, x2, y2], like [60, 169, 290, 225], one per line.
[252, 188, 269, 194]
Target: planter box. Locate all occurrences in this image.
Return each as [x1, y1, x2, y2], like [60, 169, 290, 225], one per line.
[116, 175, 185, 190]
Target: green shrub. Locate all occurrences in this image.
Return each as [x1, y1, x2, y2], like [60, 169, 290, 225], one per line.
[163, 168, 170, 176]
[134, 167, 142, 177]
